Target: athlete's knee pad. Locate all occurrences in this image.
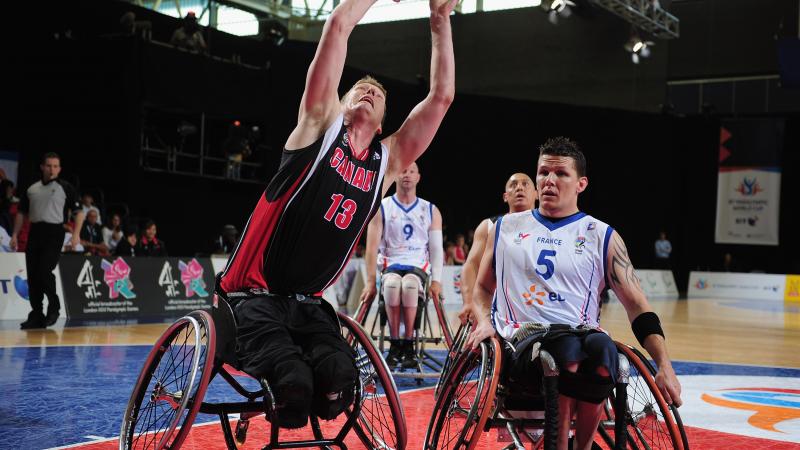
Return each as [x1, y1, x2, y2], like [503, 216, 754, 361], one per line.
[382, 273, 402, 307]
[400, 274, 421, 307]
[558, 370, 614, 404]
[311, 350, 357, 420]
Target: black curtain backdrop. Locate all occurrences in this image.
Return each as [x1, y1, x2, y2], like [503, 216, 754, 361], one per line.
[4, 1, 799, 294]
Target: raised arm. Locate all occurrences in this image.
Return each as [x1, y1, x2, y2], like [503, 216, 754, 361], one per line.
[465, 221, 498, 349]
[382, 0, 456, 183]
[459, 218, 490, 323]
[359, 207, 384, 305]
[287, 0, 379, 148]
[606, 231, 683, 407]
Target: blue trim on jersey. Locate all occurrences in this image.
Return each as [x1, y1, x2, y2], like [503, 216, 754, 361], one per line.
[391, 195, 419, 213]
[429, 202, 433, 221]
[385, 263, 417, 272]
[602, 226, 614, 285]
[581, 263, 595, 324]
[380, 204, 385, 231]
[532, 209, 587, 231]
[493, 215, 504, 273]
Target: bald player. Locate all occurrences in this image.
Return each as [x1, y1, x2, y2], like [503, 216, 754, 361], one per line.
[459, 173, 536, 324]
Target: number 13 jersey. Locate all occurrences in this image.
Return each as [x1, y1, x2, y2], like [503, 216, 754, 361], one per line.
[221, 114, 388, 295]
[491, 209, 614, 341]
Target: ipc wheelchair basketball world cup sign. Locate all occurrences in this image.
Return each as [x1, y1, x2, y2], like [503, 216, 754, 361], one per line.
[59, 255, 215, 320]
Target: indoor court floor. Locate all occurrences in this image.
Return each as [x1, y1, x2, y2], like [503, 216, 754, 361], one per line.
[1, 296, 799, 450]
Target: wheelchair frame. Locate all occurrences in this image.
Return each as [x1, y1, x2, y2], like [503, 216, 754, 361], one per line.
[426, 332, 689, 450]
[120, 295, 407, 450]
[353, 270, 454, 382]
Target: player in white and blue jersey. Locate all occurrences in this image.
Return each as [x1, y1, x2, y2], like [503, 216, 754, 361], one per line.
[466, 137, 682, 450]
[361, 162, 444, 367]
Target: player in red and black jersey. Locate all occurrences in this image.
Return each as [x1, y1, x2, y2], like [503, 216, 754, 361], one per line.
[218, 0, 457, 429]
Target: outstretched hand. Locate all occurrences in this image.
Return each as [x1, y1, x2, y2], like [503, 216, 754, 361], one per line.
[430, 0, 458, 16]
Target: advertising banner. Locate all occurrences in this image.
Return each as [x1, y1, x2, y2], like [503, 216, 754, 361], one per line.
[0, 253, 65, 320]
[608, 269, 678, 302]
[785, 275, 800, 302]
[715, 119, 783, 245]
[59, 255, 214, 319]
[688, 271, 786, 301]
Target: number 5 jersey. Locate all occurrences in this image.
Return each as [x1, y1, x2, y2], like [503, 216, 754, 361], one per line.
[491, 209, 614, 341]
[220, 114, 388, 295]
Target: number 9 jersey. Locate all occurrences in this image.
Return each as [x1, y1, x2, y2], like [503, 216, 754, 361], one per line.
[491, 209, 614, 341]
[220, 114, 388, 296]
[378, 195, 435, 273]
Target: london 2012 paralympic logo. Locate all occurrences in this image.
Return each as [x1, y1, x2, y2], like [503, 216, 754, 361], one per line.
[695, 278, 708, 290]
[702, 388, 800, 432]
[101, 257, 136, 299]
[736, 177, 763, 196]
[179, 258, 209, 298]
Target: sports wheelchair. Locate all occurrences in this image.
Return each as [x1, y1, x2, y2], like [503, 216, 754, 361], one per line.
[120, 294, 406, 450]
[426, 323, 689, 450]
[353, 268, 454, 383]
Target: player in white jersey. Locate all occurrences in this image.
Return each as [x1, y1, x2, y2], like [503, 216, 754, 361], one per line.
[467, 137, 682, 450]
[360, 162, 444, 367]
[459, 173, 536, 324]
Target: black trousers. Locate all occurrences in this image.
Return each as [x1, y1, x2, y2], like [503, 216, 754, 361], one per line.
[234, 295, 357, 401]
[25, 223, 65, 316]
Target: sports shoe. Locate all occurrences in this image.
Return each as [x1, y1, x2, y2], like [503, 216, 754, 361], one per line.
[20, 312, 46, 330]
[385, 340, 402, 367]
[272, 383, 311, 429]
[45, 310, 60, 327]
[399, 339, 417, 369]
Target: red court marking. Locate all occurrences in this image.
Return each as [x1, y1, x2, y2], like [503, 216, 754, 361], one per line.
[75, 388, 800, 450]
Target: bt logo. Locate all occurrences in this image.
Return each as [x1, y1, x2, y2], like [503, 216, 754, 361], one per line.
[0, 271, 30, 300]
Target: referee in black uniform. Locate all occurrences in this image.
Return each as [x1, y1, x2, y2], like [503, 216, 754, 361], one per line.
[11, 152, 84, 329]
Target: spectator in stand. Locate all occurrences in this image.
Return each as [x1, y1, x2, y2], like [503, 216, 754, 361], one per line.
[654, 231, 672, 270]
[80, 209, 109, 256]
[138, 219, 167, 256]
[103, 213, 123, 253]
[115, 225, 139, 257]
[170, 12, 207, 53]
[444, 241, 456, 265]
[212, 224, 239, 255]
[451, 233, 468, 265]
[80, 193, 102, 226]
[0, 179, 15, 236]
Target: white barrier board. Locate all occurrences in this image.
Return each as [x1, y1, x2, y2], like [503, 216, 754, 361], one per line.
[0, 253, 66, 320]
[688, 271, 786, 301]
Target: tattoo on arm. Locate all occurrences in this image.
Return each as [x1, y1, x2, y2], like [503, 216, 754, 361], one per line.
[609, 234, 643, 294]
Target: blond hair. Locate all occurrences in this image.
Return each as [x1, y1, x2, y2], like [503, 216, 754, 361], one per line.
[342, 75, 388, 124]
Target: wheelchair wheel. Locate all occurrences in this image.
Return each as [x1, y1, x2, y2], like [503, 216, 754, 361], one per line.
[120, 311, 216, 450]
[599, 343, 688, 450]
[339, 312, 407, 450]
[424, 337, 502, 450]
[434, 322, 471, 400]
